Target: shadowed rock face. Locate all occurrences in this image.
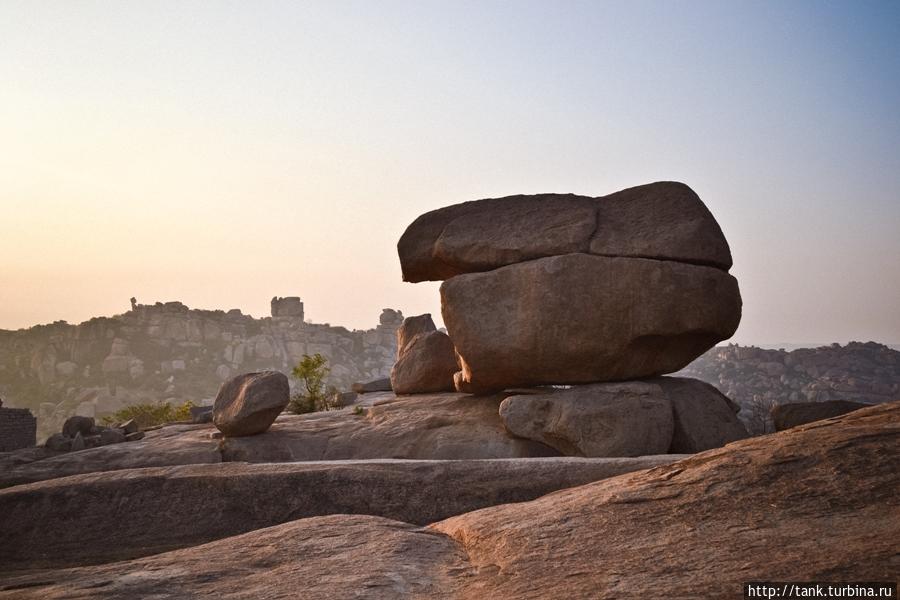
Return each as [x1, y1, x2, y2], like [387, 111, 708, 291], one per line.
[772, 399, 870, 431]
[442, 254, 741, 392]
[2, 402, 895, 599]
[0, 456, 679, 571]
[391, 331, 458, 394]
[500, 381, 675, 457]
[395, 313, 438, 356]
[500, 377, 747, 457]
[398, 181, 732, 282]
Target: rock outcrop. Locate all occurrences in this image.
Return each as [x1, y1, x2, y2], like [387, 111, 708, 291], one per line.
[678, 341, 900, 434]
[500, 382, 675, 457]
[212, 371, 289, 436]
[3, 401, 895, 599]
[0, 456, 678, 570]
[0, 299, 404, 443]
[391, 331, 458, 394]
[771, 399, 870, 431]
[351, 378, 392, 393]
[42, 415, 145, 453]
[395, 313, 438, 354]
[499, 377, 746, 457]
[663, 377, 749, 452]
[0, 392, 567, 488]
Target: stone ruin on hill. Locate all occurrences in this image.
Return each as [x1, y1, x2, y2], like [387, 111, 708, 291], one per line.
[0, 299, 404, 442]
[389, 181, 751, 457]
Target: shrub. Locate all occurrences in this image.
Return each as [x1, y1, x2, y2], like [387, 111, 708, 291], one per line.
[288, 353, 340, 414]
[101, 400, 195, 428]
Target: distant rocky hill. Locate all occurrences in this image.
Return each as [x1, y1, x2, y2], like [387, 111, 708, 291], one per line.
[678, 341, 900, 433]
[0, 298, 402, 442]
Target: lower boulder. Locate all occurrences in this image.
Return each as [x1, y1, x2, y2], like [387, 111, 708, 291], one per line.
[499, 382, 674, 457]
[213, 371, 290, 437]
[390, 331, 458, 394]
[772, 400, 870, 431]
[499, 377, 747, 457]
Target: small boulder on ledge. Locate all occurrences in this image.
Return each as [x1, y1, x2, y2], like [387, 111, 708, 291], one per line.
[352, 378, 392, 394]
[213, 371, 290, 437]
[62, 416, 94, 438]
[391, 331, 458, 395]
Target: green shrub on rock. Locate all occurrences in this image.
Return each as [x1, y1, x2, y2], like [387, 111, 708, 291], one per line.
[100, 400, 195, 429]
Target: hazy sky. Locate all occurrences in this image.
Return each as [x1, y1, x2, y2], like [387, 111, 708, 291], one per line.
[1, 0, 898, 345]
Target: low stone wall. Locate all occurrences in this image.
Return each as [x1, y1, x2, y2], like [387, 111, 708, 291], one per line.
[0, 407, 36, 452]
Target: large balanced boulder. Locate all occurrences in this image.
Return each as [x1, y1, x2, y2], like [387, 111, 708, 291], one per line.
[500, 377, 746, 457]
[772, 400, 870, 431]
[664, 377, 748, 452]
[390, 331, 458, 394]
[443, 254, 741, 392]
[213, 371, 290, 437]
[398, 181, 733, 282]
[500, 382, 674, 457]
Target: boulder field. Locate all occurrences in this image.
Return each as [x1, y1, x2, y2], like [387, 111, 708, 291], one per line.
[1, 401, 895, 599]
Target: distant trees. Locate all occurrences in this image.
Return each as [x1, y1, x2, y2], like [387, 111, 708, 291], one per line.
[742, 394, 778, 435]
[288, 353, 339, 414]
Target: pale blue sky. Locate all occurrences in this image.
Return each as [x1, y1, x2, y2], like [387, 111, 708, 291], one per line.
[1, 0, 898, 344]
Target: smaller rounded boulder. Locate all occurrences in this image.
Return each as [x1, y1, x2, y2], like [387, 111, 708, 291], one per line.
[213, 371, 290, 437]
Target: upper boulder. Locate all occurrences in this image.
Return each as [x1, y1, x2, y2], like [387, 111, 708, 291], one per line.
[213, 371, 290, 437]
[398, 181, 732, 282]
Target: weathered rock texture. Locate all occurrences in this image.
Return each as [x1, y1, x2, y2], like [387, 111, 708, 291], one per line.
[213, 371, 289, 436]
[2, 402, 895, 599]
[398, 182, 732, 282]
[500, 377, 746, 457]
[395, 313, 437, 355]
[391, 331, 458, 394]
[772, 399, 870, 431]
[0, 393, 560, 488]
[352, 378, 392, 393]
[443, 254, 741, 391]
[0, 299, 404, 443]
[664, 377, 749, 452]
[678, 341, 900, 434]
[0, 456, 678, 570]
[500, 382, 675, 457]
